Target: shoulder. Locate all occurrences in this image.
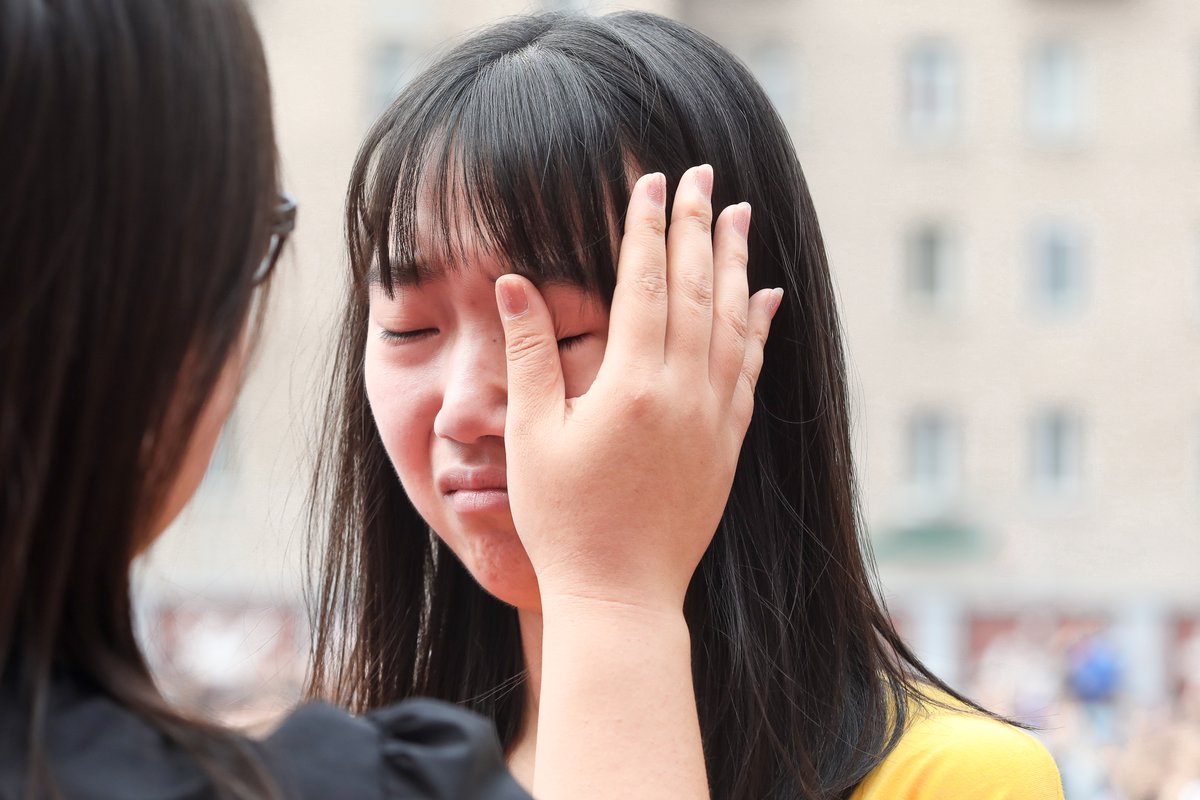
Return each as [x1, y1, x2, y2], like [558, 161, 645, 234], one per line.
[3, 680, 213, 799]
[261, 699, 531, 800]
[5, 681, 528, 800]
[851, 695, 1064, 800]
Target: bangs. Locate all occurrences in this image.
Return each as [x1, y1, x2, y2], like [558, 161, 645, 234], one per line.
[351, 40, 636, 299]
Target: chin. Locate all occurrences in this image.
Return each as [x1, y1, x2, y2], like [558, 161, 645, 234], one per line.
[442, 525, 542, 612]
[479, 574, 542, 612]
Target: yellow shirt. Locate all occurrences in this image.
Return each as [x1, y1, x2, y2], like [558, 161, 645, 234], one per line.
[850, 693, 1065, 800]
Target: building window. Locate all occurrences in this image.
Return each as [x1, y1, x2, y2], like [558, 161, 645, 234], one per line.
[370, 43, 416, 116]
[1032, 223, 1086, 313]
[1028, 42, 1083, 142]
[906, 224, 956, 309]
[746, 42, 796, 123]
[907, 411, 959, 496]
[905, 41, 959, 139]
[1031, 410, 1082, 493]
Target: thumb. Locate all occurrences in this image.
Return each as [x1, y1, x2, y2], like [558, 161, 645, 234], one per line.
[496, 274, 566, 436]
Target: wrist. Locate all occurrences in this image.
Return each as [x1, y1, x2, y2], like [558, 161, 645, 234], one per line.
[539, 589, 689, 628]
[534, 590, 706, 800]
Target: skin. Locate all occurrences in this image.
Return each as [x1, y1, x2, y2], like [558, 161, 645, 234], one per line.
[146, 340, 247, 545]
[366, 167, 779, 796]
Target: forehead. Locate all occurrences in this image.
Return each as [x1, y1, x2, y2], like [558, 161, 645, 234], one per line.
[373, 218, 517, 290]
[363, 121, 629, 302]
[368, 177, 492, 287]
[377, 191, 617, 295]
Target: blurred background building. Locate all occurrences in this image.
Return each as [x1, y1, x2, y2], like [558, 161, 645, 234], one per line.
[136, 0, 1200, 796]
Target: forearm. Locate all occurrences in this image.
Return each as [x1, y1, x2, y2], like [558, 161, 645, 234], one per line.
[533, 597, 709, 800]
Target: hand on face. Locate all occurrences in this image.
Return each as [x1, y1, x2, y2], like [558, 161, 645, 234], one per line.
[497, 166, 781, 614]
[365, 265, 609, 611]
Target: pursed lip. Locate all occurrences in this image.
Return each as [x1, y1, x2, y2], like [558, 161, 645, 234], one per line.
[437, 467, 508, 496]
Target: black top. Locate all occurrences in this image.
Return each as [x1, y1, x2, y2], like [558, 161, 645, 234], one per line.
[0, 671, 531, 800]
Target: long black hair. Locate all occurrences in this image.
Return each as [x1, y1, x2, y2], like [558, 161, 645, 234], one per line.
[309, 11, 985, 799]
[1, 0, 281, 796]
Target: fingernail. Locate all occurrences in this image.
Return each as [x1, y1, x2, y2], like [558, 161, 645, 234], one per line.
[694, 164, 713, 199]
[733, 202, 752, 238]
[498, 278, 528, 319]
[769, 288, 784, 317]
[646, 173, 666, 208]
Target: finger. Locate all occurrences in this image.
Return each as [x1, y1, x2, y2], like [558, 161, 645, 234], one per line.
[606, 172, 669, 369]
[732, 287, 782, 430]
[496, 274, 566, 438]
[664, 164, 715, 366]
[709, 202, 751, 401]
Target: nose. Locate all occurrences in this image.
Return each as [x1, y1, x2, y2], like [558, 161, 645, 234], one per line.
[432, 332, 507, 444]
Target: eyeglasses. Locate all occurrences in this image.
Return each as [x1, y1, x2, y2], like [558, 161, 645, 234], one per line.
[252, 192, 298, 286]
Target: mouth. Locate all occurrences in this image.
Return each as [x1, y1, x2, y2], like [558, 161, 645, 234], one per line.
[438, 468, 509, 515]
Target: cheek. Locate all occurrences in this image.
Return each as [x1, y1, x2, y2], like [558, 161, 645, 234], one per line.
[145, 347, 245, 549]
[364, 342, 439, 486]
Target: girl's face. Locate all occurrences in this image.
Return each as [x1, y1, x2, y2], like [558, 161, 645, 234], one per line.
[364, 222, 610, 611]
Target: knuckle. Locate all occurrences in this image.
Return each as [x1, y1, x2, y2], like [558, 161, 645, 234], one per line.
[633, 268, 668, 301]
[722, 308, 749, 341]
[739, 360, 763, 395]
[726, 246, 749, 273]
[680, 271, 713, 306]
[679, 212, 713, 237]
[637, 213, 668, 241]
[622, 375, 666, 417]
[755, 320, 772, 348]
[504, 330, 547, 362]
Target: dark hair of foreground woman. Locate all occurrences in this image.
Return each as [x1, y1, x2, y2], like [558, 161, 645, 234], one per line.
[0, 0, 281, 794]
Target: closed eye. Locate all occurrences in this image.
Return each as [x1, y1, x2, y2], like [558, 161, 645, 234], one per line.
[379, 327, 437, 343]
[557, 334, 588, 351]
